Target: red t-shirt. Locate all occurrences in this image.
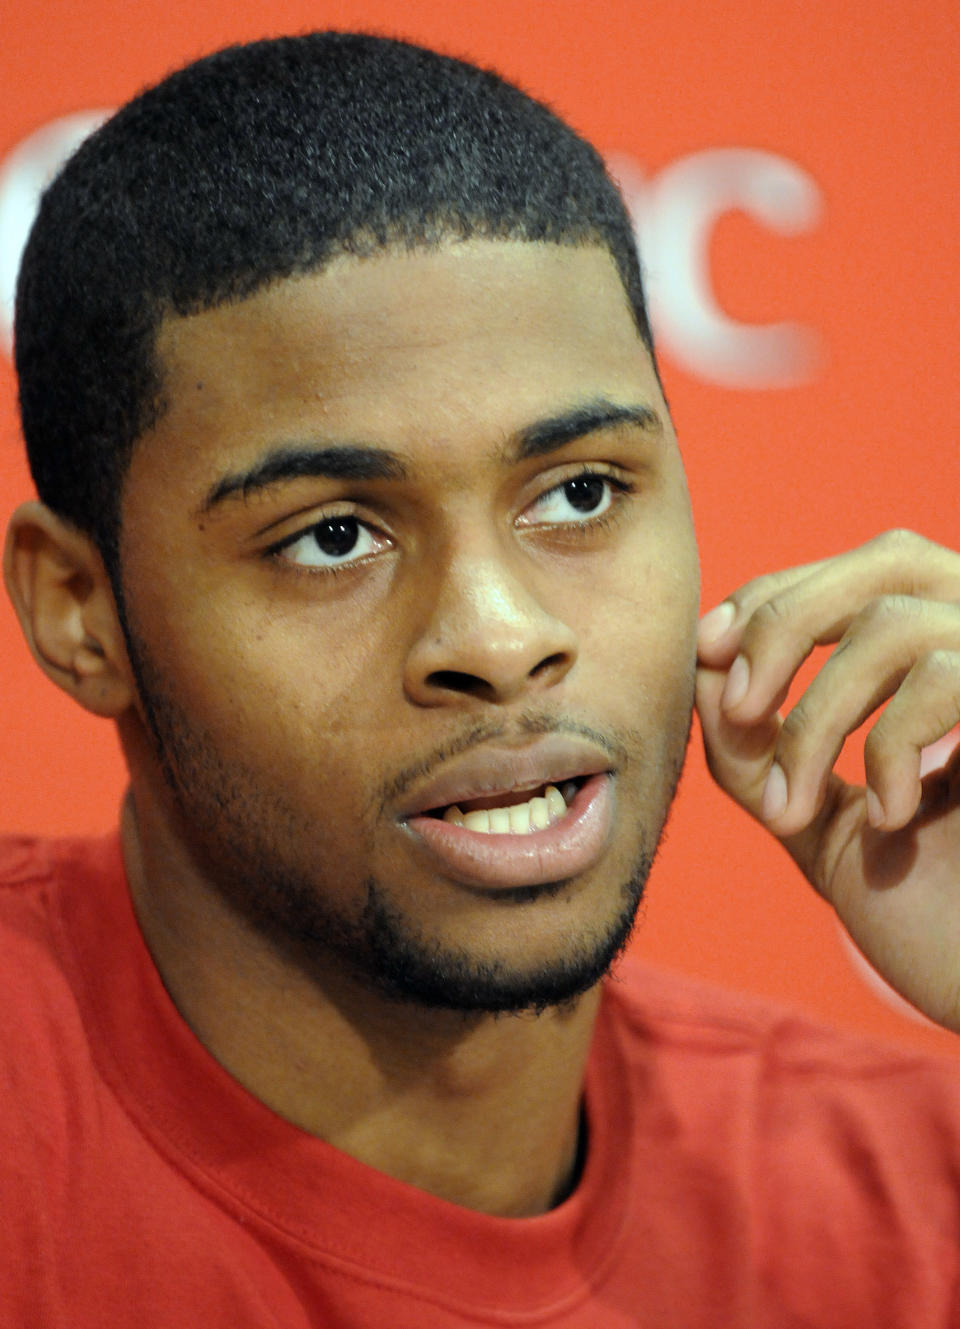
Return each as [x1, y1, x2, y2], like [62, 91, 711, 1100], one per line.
[2, 832, 960, 1327]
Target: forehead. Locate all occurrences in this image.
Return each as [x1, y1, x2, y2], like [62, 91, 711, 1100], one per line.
[144, 241, 660, 491]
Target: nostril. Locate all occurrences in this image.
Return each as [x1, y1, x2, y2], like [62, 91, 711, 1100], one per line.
[424, 652, 570, 699]
[530, 652, 568, 680]
[426, 670, 492, 698]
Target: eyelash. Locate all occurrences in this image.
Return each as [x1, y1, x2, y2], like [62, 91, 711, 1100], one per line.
[264, 513, 384, 577]
[263, 467, 635, 575]
[527, 466, 634, 535]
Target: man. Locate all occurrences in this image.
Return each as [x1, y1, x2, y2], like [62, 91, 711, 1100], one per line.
[3, 31, 960, 1327]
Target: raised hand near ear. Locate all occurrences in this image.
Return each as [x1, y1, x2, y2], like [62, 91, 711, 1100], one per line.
[696, 529, 960, 1032]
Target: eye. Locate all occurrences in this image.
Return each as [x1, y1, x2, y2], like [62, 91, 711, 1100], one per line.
[269, 515, 387, 569]
[523, 472, 624, 526]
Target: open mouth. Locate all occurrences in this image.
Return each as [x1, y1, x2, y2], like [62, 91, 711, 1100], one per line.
[425, 777, 586, 836]
[407, 768, 612, 888]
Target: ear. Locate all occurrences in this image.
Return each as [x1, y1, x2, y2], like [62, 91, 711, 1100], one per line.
[3, 502, 136, 718]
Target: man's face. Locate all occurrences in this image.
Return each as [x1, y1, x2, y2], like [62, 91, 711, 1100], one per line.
[118, 241, 699, 1012]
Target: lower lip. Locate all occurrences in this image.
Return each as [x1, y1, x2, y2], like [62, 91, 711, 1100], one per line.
[403, 773, 614, 890]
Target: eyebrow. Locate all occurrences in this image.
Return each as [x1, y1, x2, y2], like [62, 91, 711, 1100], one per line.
[199, 397, 661, 514]
[200, 444, 408, 512]
[512, 398, 661, 461]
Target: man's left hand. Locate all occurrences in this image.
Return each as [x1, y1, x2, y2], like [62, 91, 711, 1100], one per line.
[696, 529, 960, 1032]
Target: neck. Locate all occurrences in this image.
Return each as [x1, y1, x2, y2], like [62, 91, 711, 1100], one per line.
[121, 794, 600, 1217]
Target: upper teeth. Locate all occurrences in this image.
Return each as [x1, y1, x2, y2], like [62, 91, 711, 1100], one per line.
[443, 784, 568, 835]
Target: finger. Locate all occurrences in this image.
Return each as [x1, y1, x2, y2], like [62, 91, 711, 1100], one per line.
[698, 661, 864, 905]
[695, 664, 781, 820]
[708, 531, 960, 722]
[757, 597, 960, 835]
[697, 558, 830, 666]
[697, 529, 960, 673]
[864, 650, 960, 829]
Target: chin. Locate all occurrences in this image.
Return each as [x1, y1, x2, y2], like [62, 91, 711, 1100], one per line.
[328, 846, 652, 1014]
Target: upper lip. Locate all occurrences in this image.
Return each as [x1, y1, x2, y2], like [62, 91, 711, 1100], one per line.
[397, 735, 615, 819]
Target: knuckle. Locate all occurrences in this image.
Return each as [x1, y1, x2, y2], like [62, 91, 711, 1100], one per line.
[754, 596, 790, 627]
[725, 594, 791, 659]
[726, 574, 782, 618]
[863, 724, 894, 769]
[854, 593, 921, 634]
[872, 527, 925, 560]
[738, 592, 815, 667]
[745, 596, 793, 644]
[779, 702, 812, 748]
[916, 647, 960, 685]
[869, 528, 944, 594]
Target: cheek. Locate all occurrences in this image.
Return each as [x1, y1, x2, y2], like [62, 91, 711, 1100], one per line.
[201, 639, 398, 754]
[130, 584, 400, 770]
[579, 554, 698, 763]
[583, 548, 698, 671]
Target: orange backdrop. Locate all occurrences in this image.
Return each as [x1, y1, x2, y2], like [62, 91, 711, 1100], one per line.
[1, 0, 958, 1054]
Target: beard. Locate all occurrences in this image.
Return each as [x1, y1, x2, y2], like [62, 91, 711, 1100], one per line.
[121, 611, 687, 1017]
[241, 850, 654, 1016]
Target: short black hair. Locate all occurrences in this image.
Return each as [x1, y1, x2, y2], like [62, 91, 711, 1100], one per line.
[15, 32, 654, 575]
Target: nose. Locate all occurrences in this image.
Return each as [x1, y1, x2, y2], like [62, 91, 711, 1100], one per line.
[403, 548, 578, 707]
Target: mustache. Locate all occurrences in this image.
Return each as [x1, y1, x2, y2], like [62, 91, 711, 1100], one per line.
[375, 711, 634, 813]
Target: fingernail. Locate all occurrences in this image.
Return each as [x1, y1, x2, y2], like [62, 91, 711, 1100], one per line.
[698, 601, 736, 647]
[762, 763, 788, 821]
[865, 787, 885, 828]
[721, 654, 750, 710]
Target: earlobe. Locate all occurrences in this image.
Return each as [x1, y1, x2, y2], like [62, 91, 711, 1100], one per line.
[3, 502, 135, 718]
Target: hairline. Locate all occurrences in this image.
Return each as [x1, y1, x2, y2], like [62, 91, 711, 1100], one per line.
[128, 230, 652, 500]
[16, 33, 657, 582]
